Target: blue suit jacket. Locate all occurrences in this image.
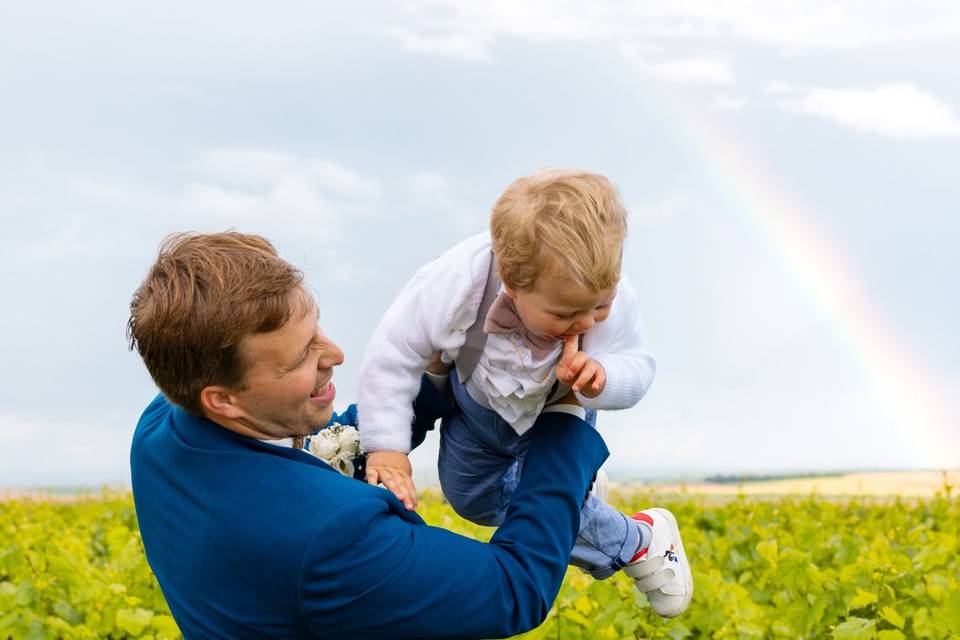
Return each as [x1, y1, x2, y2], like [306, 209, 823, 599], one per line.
[131, 395, 608, 639]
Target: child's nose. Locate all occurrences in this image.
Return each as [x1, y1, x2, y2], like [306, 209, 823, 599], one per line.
[572, 316, 595, 333]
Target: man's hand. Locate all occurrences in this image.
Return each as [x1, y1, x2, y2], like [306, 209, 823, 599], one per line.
[365, 451, 418, 510]
[556, 335, 606, 398]
[426, 351, 450, 376]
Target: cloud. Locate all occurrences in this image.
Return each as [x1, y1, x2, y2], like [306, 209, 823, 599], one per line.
[182, 150, 383, 233]
[409, 170, 452, 195]
[190, 149, 381, 200]
[389, 1, 960, 55]
[620, 43, 735, 85]
[777, 83, 960, 139]
[714, 93, 748, 111]
[0, 149, 386, 273]
[763, 80, 793, 96]
[407, 170, 482, 232]
[381, 26, 493, 62]
[0, 159, 179, 268]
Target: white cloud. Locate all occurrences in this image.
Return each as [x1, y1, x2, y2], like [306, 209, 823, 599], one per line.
[620, 43, 735, 85]
[381, 26, 493, 62]
[0, 150, 386, 272]
[407, 170, 483, 232]
[763, 80, 793, 96]
[182, 180, 325, 222]
[725, 1, 960, 50]
[714, 93, 748, 111]
[780, 83, 960, 139]
[410, 170, 452, 195]
[0, 161, 178, 267]
[391, 1, 960, 54]
[182, 150, 383, 232]
[645, 57, 735, 85]
[190, 149, 297, 188]
[191, 150, 381, 200]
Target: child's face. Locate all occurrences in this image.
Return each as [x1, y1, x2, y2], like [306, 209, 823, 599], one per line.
[506, 275, 616, 342]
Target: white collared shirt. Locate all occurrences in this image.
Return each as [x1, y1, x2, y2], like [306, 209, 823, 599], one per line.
[465, 330, 563, 435]
[259, 437, 300, 449]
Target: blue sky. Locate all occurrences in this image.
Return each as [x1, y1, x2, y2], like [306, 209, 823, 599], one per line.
[1, 1, 958, 486]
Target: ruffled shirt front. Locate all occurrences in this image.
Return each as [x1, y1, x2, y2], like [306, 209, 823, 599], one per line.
[465, 327, 564, 435]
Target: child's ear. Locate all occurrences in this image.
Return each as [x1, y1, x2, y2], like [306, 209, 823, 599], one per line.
[504, 286, 517, 299]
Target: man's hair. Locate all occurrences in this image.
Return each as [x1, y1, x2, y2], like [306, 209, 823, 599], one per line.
[127, 232, 309, 415]
[490, 169, 628, 291]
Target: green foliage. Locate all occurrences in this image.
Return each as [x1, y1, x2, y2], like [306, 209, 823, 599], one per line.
[0, 495, 173, 639]
[2, 489, 958, 638]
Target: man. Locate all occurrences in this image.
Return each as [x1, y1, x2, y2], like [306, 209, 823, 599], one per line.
[127, 232, 609, 639]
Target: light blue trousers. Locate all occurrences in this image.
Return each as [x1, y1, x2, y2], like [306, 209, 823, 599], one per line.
[438, 371, 639, 579]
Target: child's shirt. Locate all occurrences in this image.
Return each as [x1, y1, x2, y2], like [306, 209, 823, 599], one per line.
[357, 232, 656, 453]
[468, 296, 565, 433]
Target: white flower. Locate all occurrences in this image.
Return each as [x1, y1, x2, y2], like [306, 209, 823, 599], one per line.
[309, 431, 340, 461]
[336, 427, 360, 455]
[330, 452, 355, 477]
[308, 423, 363, 477]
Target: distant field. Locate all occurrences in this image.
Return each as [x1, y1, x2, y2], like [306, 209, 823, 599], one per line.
[632, 471, 960, 497]
[4, 469, 958, 502]
[639, 469, 960, 497]
[0, 488, 112, 502]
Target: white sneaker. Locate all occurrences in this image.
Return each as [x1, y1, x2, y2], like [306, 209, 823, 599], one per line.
[623, 508, 693, 618]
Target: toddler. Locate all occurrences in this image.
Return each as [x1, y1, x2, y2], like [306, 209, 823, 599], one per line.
[357, 169, 692, 616]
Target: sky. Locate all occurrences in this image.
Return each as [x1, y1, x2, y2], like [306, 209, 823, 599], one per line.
[1, 1, 958, 487]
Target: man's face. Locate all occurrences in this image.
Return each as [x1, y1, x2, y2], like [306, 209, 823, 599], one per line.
[508, 275, 616, 342]
[229, 301, 344, 439]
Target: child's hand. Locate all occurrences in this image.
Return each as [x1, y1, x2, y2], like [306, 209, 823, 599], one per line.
[365, 451, 418, 510]
[556, 335, 606, 398]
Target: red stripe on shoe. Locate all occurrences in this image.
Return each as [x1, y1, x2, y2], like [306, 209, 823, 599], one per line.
[628, 511, 654, 563]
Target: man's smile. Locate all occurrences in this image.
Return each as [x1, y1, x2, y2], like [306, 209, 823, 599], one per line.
[310, 380, 336, 404]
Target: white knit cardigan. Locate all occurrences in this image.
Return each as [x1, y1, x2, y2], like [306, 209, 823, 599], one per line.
[357, 232, 657, 453]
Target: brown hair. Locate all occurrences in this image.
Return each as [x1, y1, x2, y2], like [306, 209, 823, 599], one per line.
[127, 232, 309, 415]
[490, 169, 627, 291]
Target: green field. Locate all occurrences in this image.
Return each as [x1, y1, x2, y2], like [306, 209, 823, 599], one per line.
[2, 488, 959, 639]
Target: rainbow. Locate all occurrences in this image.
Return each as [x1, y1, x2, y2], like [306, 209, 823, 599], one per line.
[660, 94, 958, 469]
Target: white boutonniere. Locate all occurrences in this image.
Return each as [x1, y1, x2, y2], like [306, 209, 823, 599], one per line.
[309, 423, 364, 477]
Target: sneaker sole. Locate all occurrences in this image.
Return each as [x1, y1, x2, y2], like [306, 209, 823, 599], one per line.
[648, 507, 693, 617]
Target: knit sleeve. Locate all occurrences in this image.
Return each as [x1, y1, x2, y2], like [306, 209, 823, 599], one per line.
[357, 234, 491, 452]
[578, 275, 656, 410]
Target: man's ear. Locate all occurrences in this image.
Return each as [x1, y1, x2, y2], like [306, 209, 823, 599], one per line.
[199, 385, 245, 420]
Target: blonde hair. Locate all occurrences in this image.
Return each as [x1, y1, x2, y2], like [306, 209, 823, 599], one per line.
[490, 169, 627, 291]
